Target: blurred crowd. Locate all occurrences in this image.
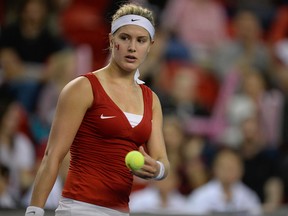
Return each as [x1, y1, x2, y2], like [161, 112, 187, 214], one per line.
[1, 0, 288, 215]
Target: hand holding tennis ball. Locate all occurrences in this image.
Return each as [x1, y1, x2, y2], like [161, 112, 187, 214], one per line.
[125, 150, 145, 171]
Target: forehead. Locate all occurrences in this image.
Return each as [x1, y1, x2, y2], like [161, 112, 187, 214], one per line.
[116, 25, 150, 37]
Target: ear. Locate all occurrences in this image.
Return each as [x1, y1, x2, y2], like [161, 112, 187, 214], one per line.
[109, 33, 113, 48]
[147, 40, 154, 53]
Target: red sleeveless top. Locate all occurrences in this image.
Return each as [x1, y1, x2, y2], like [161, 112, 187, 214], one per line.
[62, 73, 153, 212]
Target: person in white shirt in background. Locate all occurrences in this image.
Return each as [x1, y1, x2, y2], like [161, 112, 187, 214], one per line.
[186, 148, 262, 215]
[129, 166, 187, 215]
[0, 97, 35, 203]
[21, 143, 70, 209]
[0, 163, 16, 208]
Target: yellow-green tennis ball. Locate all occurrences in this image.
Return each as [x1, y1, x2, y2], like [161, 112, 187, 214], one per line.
[125, 151, 144, 170]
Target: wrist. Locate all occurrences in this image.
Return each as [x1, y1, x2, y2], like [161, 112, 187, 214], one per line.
[154, 161, 165, 180]
[25, 206, 44, 216]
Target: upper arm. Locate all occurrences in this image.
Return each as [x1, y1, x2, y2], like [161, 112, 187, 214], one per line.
[146, 92, 168, 163]
[45, 76, 93, 163]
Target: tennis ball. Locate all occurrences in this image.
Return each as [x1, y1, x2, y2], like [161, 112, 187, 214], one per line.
[125, 151, 144, 171]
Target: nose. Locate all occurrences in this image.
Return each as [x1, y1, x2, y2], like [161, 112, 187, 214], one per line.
[128, 48, 136, 53]
[128, 40, 136, 53]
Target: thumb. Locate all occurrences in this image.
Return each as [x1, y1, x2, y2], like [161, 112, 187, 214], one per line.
[139, 146, 148, 156]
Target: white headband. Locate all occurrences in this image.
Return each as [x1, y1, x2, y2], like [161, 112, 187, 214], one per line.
[111, 15, 155, 39]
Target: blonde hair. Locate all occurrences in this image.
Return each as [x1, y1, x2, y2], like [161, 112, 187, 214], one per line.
[112, 3, 155, 27]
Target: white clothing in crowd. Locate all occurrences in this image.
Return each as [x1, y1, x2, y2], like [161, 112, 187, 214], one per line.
[186, 180, 262, 215]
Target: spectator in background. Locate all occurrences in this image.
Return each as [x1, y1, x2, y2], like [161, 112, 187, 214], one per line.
[184, 10, 281, 144]
[267, 3, 288, 152]
[0, 93, 35, 204]
[0, 0, 66, 64]
[21, 143, 70, 209]
[212, 10, 273, 80]
[161, 0, 228, 65]
[0, 163, 16, 208]
[238, 115, 284, 214]
[276, 68, 288, 203]
[0, 0, 67, 113]
[31, 49, 76, 144]
[156, 62, 217, 119]
[178, 136, 214, 196]
[162, 115, 186, 169]
[129, 167, 188, 215]
[167, 66, 205, 119]
[186, 148, 262, 215]
[222, 0, 278, 32]
[240, 69, 283, 147]
[221, 68, 284, 148]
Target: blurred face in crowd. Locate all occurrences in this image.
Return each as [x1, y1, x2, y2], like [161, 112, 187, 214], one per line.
[213, 150, 243, 186]
[163, 116, 184, 151]
[171, 67, 198, 103]
[242, 71, 266, 100]
[0, 103, 22, 137]
[21, 0, 47, 28]
[233, 11, 262, 43]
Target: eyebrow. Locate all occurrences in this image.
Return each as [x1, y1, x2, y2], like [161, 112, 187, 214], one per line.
[119, 32, 149, 39]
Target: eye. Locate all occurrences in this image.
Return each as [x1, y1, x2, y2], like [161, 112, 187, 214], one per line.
[138, 38, 148, 43]
[120, 35, 129, 41]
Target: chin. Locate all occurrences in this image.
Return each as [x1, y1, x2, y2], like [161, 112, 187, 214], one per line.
[121, 65, 138, 72]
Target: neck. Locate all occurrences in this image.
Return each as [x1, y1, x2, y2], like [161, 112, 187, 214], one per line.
[104, 61, 137, 86]
[221, 182, 233, 202]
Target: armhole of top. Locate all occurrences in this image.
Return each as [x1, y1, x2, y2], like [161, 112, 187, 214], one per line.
[81, 72, 98, 106]
[140, 84, 153, 116]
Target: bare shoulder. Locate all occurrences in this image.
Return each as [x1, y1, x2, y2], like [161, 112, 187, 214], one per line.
[151, 91, 161, 110]
[59, 76, 93, 109]
[63, 76, 91, 93]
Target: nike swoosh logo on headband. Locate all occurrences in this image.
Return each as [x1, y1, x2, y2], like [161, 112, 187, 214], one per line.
[100, 114, 116, 119]
[131, 19, 140, 22]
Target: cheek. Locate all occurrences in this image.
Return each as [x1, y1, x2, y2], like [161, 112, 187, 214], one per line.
[138, 48, 149, 61]
[111, 47, 125, 66]
[113, 42, 126, 57]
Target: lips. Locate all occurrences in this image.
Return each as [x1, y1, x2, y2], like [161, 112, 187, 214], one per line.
[125, 55, 137, 62]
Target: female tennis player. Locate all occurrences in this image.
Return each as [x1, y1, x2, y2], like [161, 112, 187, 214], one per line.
[25, 3, 170, 216]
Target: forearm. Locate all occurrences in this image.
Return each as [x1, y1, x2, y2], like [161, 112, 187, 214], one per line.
[30, 156, 61, 208]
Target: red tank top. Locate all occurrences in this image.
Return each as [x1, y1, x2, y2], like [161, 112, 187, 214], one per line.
[62, 73, 153, 212]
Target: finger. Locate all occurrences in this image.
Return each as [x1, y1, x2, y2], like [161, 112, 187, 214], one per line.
[133, 169, 155, 179]
[139, 164, 157, 176]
